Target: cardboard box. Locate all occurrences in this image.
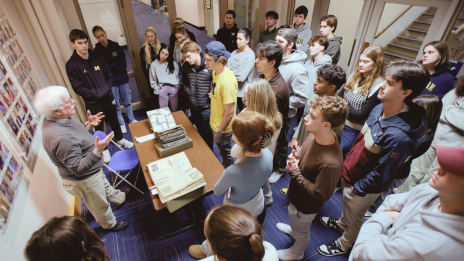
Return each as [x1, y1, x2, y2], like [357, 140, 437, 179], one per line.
[164, 185, 207, 212]
[155, 137, 193, 158]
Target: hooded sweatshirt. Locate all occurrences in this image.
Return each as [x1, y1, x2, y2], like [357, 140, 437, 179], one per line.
[350, 183, 464, 261]
[342, 102, 426, 196]
[93, 39, 128, 86]
[304, 54, 332, 88]
[292, 23, 312, 54]
[216, 23, 239, 53]
[65, 49, 114, 105]
[421, 67, 457, 98]
[432, 93, 464, 148]
[326, 36, 342, 65]
[279, 50, 311, 118]
[228, 49, 255, 97]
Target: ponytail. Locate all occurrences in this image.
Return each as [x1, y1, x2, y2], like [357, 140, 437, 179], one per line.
[248, 233, 265, 261]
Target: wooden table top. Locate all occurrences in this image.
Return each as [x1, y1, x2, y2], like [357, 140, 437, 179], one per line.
[128, 111, 224, 210]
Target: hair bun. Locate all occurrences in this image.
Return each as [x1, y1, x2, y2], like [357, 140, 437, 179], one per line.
[259, 132, 272, 149]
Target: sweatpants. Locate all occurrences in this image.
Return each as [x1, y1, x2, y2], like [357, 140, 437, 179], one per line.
[336, 179, 380, 250]
[158, 84, 179, 112]
[62, 170, 125, 229]
[287, 202, 317, 255]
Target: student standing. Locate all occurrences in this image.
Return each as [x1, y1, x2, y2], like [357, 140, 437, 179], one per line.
[317, 60, 429, 256]
[169, 17, 196, 48]
[149, 44, 180, 112]
[291, 6, 312, 54]
[92, 26, 137, 134]
[319, 15, 342, 64]
[228, 28, 255, 111]
[421, 41, 457, 98]
[189, 111, 275, 259]
[258, 11, 279, 44]
[140, 27, 161, 109]
[204, 41, 237, 168]
[305, 36, 332, 89]
[276, 96, 348, 260]
[216, 10, 239, 53]
[338, 46, 385, 157]
[65, 29, 133, 163]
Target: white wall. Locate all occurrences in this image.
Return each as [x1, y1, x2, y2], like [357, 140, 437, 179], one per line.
[175, 0, 205, 27]
[213, 0, 220, 33]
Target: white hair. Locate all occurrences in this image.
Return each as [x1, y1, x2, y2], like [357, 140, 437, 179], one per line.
[33, 86, 70, 118]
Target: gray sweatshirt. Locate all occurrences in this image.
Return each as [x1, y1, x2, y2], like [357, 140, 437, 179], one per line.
[42, 116, 103, 181]
[350, 183, 464, 261]
[279, 50, 311, 118]
[149, 59, 180, 94]
[228, 49, 255, 97]
[432, 91, 464, 148]
[326, 36, 342, 65]
[292, 23, 312, 54]
[304, 54, 332, 88]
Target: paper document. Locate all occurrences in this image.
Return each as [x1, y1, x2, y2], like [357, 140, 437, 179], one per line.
[157, 168, 206, 202]
[146, 152, 193, 184]
[166, 115, 174, 123]
[135, 133, 155, 143]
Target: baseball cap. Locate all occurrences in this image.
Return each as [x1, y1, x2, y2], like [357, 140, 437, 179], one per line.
[277, 27, 298, 45]
[174, 17, 184, 24]
[436, 143, 464, 176]
[205, 41, 231, 58]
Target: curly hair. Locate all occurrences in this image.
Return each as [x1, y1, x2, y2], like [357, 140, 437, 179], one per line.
[310, 96, 348, 128]
[317, 64, 346, 90]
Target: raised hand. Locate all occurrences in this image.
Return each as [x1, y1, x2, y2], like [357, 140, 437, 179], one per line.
[87, 110, 105, 129]
[94, 131, 114, 154]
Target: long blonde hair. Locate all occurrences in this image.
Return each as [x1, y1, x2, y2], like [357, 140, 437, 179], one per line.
[345, 45, 384, 95]
[245, 78, 283, 130]
[143, 27, 161, 65]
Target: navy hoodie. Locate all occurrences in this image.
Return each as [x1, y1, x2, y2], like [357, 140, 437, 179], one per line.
[421, 67, 457, 98]
[93, 39, 128, 86]
[216, 23, 239, 53]
[65, 49, 114, 105]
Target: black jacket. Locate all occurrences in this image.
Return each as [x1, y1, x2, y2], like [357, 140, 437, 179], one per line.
[180, 52, 212, 110]
[140, 45, 158, 83]
[93, 39, 128, 86]
[216, 23, 239, 53]
[65, 49, 113, 105]
[169, 28, 196, 48]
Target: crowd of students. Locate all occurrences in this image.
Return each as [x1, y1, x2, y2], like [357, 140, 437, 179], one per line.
[26, 4, 464, 261]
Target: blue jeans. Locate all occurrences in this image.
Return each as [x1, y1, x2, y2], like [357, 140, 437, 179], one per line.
[340, 125, 361, 158]
[112, 83, 135, 125]
[190, 108, 213, 150]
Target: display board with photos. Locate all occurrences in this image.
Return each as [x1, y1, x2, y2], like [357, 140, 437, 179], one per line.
[0, 6, 38, 161]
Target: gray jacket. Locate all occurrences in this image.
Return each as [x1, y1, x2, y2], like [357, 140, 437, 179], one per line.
[292, 23, 312, 54]
[432, 90, 464, 148]
[304, 54, 332, 88]
[326, 36, 342, 65]
[279, 50, 311, 118]
[228, 49, 255, 97]
[350, 183, 464, 261]
[42, 116, 103, 181]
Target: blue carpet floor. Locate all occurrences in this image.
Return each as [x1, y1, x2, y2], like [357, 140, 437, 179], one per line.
[81, 109, 350, 261]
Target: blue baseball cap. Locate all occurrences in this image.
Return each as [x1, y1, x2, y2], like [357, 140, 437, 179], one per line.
[205, 41, 231, 58]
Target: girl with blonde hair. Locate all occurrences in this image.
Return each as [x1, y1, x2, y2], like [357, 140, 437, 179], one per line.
[139, 27, 161, 109]
[337, 45, 385, 157]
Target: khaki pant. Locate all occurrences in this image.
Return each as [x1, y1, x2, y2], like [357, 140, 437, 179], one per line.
[288, 202, 317, 255]
[336, 179, 380, 250]
[62, 170, 125, 229]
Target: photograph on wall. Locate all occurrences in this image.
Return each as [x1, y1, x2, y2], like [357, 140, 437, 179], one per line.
[3, 80, 16, 102]
[0, 88, 11, 109]
[18, 133, 30, 157]
[27, 114, 36, 130]
[6, 115, 18, 136]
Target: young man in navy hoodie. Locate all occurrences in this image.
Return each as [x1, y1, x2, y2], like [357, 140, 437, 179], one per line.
[92, 26, 137, 134]
[65, 29, 133, 163]
[317, 60, 430, 256]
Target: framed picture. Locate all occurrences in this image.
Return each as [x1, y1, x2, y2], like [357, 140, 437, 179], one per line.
[206, 0, 211, 9]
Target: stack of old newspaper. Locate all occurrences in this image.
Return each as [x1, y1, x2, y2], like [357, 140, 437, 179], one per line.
[146, 152, 206, 203]
[155, 125, 189, 149]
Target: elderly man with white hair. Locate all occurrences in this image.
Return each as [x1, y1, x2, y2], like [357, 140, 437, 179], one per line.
[35, 86, 132, 232]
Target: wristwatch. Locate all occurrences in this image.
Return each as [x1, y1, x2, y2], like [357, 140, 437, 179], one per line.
[217, 128, 222, 134]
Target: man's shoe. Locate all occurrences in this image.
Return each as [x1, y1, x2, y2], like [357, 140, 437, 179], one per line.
[188, 245, 207, 259]
[277, 248, 303, 261]
[280, 188, 288, 196]
[317, 240, 349, 257]
[104, 220, 128, 232]
[117, 138, 134, 148]
[276, 223, 294, 239]
[269, 172, 284, 183]
[120, 125, 127, 134]
[320, 217, 345, 234]
[102, 149, 111, 163]
[266, 198, 273, 207]
[364, 211, 374, 219]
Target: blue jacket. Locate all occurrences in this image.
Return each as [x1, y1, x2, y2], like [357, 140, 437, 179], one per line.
[421, 67, 457, 98]
[93, 39, 128, 86]
[342, 102, 426, 196]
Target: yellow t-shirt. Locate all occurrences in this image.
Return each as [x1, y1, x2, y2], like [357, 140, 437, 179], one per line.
[210, 68, 237, 133]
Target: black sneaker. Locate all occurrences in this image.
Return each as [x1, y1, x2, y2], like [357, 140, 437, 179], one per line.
[317, 240, 349, 257]
[320, 217, 345, 234]
[104, 220, 128, 232]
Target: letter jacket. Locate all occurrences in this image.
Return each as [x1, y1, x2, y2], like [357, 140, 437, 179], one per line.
[342, 101, 426, 197]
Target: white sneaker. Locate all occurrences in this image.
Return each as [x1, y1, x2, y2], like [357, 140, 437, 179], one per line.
[277, 248, 303, 261]
[117, 138, 134, 148]
[268, 172, 284, 183]
[102, 149, 111, 163]
[131, 119, 138, 123]
[276, 223, 294, 239]
[120, 125, 127, 134]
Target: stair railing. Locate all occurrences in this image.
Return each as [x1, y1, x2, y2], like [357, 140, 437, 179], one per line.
[374, 6, 413, 39]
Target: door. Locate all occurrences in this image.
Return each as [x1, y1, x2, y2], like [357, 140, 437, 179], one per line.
[348, 0, 457, 73]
